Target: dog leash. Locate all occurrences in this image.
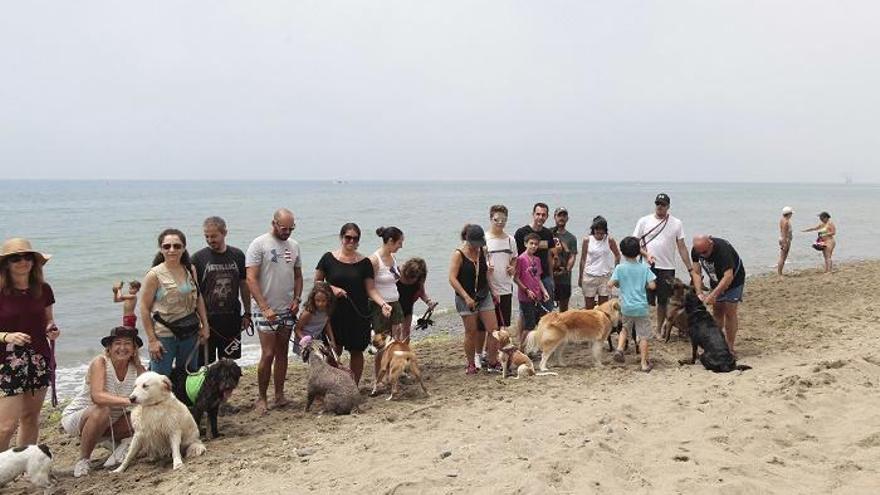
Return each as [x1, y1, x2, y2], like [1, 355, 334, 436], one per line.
[344, 296, 372, 320]
[414, 305, 435, 331]
[48, 339, 58, 407]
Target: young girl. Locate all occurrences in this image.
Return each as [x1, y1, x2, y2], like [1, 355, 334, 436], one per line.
[294, 282, 339, 357]
[396, 257, 437, 343]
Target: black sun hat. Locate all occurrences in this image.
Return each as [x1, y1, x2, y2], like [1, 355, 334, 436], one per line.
[101, 326, 144, 348]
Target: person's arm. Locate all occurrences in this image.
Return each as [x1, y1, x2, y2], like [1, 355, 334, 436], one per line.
[365, 278, 391, 317]
[826, 221, 836, 236]
[704, 268, 733, 305]
[566, 238, 577, 273]
[607, 268, 619, 290]
[113, 281, 124, 303]
[290, 266, 303, 315]
[190, 266, 210, 343]
[689, 262, 704, 292]
[646, 269, 657, 291]
[293, 311, 311, 341]
[449, 251, 475, 307]
[246, 265, 276, 321]
[239, 281, 252, 330]
[610, 237, 621, 266]
[578, 237, 589, 285]
[803, 223, 821, 233]
[676, 238, 694, 272]
[324, 320, 338, 349]
[88, 357, 133, 408]
[140, 271, 165, 361]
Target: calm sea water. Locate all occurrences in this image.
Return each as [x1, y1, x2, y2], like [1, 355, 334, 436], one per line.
[2, 180, 877, 397]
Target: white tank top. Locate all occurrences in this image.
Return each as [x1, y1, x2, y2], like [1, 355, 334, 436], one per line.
[373, 251, 399, 302]
[584, 234, 615, 278]
[62, 356, 139, 423]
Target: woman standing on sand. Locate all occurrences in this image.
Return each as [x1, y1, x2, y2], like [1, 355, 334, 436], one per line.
[140, 229, 210, 375]
[803, 211, 836, 273]
[315, 223, 391, 386]
[578, 215, 621, 309]
[0, 238, 60, 451]
[449, 224, 500, 375]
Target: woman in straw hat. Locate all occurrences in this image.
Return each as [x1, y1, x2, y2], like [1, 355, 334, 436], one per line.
[0, 238, 60, 450]
[62, 326, 145, 477]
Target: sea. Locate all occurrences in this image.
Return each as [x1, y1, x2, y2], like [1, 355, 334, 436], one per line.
[1, 180, 877, 398]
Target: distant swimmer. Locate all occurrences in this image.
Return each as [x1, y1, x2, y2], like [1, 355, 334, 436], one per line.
[777, 206, 794, 276]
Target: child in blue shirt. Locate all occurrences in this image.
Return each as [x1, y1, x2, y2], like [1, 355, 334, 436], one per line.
[609, 236, 657, 372]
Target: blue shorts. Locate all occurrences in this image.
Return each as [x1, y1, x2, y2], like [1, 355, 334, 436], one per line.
[717, 284, 744, 303]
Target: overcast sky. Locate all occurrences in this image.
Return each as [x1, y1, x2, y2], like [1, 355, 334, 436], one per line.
[1, 1, 878, 182]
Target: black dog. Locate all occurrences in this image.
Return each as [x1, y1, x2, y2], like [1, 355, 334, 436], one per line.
[171, 359, 242, 438]
[678, 289, 751, 372]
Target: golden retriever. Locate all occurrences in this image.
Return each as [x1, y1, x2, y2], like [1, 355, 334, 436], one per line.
[113, 371, 206, 473]
[524, 300, 620, 372]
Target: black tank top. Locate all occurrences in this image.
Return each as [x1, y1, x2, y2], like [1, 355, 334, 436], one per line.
[455, 249, 488, 298]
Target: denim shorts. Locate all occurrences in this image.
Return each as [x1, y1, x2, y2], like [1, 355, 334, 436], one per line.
[717, 284, 744, 303]
[454, 294, 495, 316]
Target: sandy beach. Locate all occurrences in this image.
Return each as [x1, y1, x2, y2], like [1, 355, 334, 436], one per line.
[8, 262, 880, 494]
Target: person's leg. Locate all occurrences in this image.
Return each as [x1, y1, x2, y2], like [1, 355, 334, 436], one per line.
[721, 302, 739, 354]
[777, 242, 790, 276]
[349, 350, 365, 385]
[255, 330, 277, 414]
[639, 338, 649, 370]
[175, 335, 198, 372]
[478, 308, 500, 367]
[461, 314, 479, 370]
[475, 323, 487, 367]
[824, 240, 835, 273]
[597, 296, 609, 306]
[400, 314, 413, 343]
[78, 405, 112, 461]
[17, 387, 48, 446]
[272, 327, 291, 407]
[0, 395, 23, 450]
[655, 304, 667, 337]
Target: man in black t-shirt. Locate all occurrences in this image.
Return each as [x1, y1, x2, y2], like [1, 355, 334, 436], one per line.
[689, 235, 745, 355]
[514, 202, 556, 302]
[192, 216, 251, 364]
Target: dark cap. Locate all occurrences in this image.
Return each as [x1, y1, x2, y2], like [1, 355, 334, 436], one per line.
[101, 326, 144, 348]
[554, 207, 568, 216]
[655, 193, 670, 205]
[464, 224, 486, 247]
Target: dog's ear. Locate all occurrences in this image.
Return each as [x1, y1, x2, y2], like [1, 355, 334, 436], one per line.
[37, 444, 52, 459]
[162, 375, 172, 392]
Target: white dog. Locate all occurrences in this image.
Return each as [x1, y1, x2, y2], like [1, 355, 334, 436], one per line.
[113, 371, 206, 473]
[0, 444, 54, 494]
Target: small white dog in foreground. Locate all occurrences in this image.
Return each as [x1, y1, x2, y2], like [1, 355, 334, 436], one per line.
[0, 444, 54, 493]
[113, 371, 206, 473]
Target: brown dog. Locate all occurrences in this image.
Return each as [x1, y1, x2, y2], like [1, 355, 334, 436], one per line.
[492, 329, 558, 379]
[523, 300, 621, 372]
[661, 278, 689, 341]
[370, 333, 428, 400]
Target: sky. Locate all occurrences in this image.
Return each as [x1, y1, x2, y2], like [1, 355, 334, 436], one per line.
[1, 1, 878, 182]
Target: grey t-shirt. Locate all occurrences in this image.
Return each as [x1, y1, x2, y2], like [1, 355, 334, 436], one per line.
[245, 233, 302, 313]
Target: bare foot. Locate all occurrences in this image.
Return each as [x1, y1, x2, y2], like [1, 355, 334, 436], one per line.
[272, 396, 291, 409]
[254, 398, 269, 416]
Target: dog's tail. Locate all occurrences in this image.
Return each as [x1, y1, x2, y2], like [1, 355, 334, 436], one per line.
[735, 364, 752, 371]
[523, 327, 541, 355]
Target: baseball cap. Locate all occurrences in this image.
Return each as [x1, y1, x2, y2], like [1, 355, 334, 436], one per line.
[655, 193, 670, 205]
[554, 207, 568, 216]
[464, 224, 486, 247]
[782, 206, 794, 215]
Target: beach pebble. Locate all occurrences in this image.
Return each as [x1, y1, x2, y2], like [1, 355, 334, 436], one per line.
[296, 447, 317, 457]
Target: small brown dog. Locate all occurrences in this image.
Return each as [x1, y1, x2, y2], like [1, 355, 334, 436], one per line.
[492, 329, 536, 379]
[524, 300, 621, 372]
[370, 333, 428, 400]
[661, 278, 689, 342]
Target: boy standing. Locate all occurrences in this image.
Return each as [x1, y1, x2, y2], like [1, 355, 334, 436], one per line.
[514, 233, 550, 343]
[609, 236, 657, 372]
[113, 280, 141, 328]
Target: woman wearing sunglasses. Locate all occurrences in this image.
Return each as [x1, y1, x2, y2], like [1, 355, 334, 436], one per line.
[315, 223, 391, 385]
[0, 238, 60, 451]
[140, 229, 210, 376]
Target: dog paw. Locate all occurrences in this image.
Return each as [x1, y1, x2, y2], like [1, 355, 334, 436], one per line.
[173, 461, 183, 470]
[186, 443, 207, 458]
[112, 466, 124, 474]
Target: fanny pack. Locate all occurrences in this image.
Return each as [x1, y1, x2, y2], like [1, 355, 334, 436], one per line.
[153, 312, 200, 339]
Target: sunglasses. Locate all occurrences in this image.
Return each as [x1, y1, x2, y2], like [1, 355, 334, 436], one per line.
[8, 253, 35, 263]
[343, 235, 360, 242]
[161, 243, 184, 251]
[273, 221, 295, 232]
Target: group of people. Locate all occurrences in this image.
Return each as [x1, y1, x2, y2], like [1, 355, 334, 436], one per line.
[0, 195, 837, 477]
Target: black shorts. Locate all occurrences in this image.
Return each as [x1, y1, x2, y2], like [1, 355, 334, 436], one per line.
[204, 314, 242, 363]
[647, 268, 675, 306]
[1, 347, 50, 397]
[553, 283, 572, 302]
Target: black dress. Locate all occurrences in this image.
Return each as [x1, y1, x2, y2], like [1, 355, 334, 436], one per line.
[316, 252, 374, 351]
